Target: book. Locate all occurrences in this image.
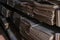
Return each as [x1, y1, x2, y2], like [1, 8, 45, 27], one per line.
[20, 17, 54, 40]
[33, 1, 59, 25]
[56, 9, 60, 27]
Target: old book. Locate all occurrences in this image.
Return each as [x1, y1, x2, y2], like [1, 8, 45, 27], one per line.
[33, 1, 59, 10]
[20, 17, 40, 40]
[33, 1, 59, 25]
[15, 2, 34, 16]
[20, 29, 34, 40]
[20, 17, 31, 33]
[15, 2, 28, 9]
[14, 2, 28, 15]
[56, 10, 60, 27]
[29, 25, 54, 40]
[19, 18, 33, 40]
[26, 2, 34, 16]
[34, 13, 55, 25]
[20, 17, 55, 40]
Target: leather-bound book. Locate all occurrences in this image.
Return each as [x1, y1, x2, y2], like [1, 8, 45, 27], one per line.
[20, 17, 34, 40]
[15, 2, 34, 16]
[20, 17, 54, 40]
[29, 25, 54, 40]
[33, 1, 59, 25]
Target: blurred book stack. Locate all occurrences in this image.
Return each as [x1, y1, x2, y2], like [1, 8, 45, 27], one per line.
[1, 0, 60, 40]
[19, 17, 60, 40]
[20, 17, 55, 40]
[14, 1, 60, 26]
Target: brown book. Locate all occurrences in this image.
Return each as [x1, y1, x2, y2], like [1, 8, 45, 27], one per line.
[56, 10, 60, 27]
[33, 2, 59, 25]
[29, 25, 54, 40]
[15, 2, 34, 16]
[34, 13, 55, 25]
[20, 17, 31, 33]
[20, 17, 55, 40]
[20, 17, 40, 40]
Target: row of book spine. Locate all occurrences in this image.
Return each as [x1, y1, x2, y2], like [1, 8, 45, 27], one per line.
[1, 0, 60, 40]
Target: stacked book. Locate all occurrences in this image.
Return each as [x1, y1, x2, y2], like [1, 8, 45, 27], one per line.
[1, 0, 60, 40]
[20, 17, 34, 40]
[13, 1, 60, 27]
[19, 17, 60, 40]
[14, 1, 34, 17]
[20, 17, 55, 40]
[33, 1, 59, 25]
[33, 1, 60, 27]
